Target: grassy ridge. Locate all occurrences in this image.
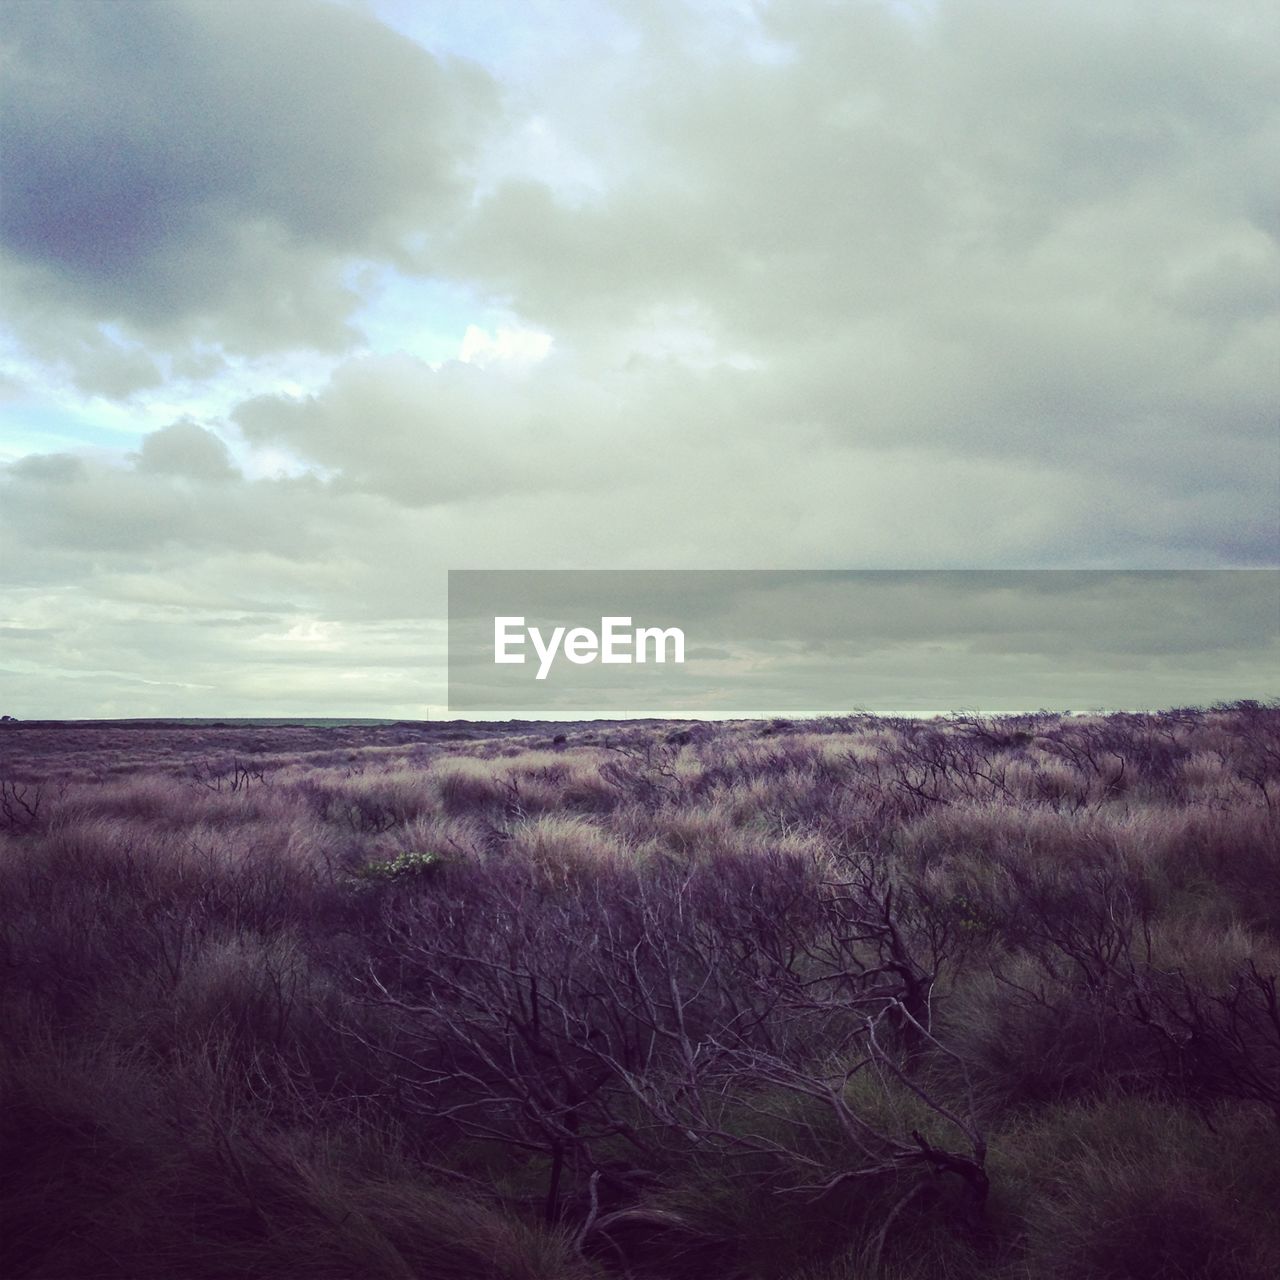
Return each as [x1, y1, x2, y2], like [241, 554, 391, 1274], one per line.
[1, 706, 1277, 1278]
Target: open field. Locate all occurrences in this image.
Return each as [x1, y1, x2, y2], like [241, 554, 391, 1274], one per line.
[1, 705, 1278, 1279]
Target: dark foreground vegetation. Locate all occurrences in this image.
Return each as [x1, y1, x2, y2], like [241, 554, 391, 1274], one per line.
[1, 704, 1278, 1279]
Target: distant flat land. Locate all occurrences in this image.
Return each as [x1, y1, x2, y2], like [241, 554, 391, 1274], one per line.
[0, 716, 702, 781]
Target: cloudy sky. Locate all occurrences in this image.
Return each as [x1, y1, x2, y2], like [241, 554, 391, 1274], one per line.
[1, 0, 1276, 718]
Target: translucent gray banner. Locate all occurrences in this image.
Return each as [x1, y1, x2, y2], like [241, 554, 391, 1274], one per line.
[447, 570, 1279, 717]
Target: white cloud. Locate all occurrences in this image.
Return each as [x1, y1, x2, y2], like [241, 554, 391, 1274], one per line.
[458, 324, 554, 368]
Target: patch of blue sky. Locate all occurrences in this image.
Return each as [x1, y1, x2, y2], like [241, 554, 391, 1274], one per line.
[0, 401, 143, 462]
[352, 0, 636, 83]
[0, 347, 349, 468]
[346, 265, 501, 365]
[364, 0, 811, 76]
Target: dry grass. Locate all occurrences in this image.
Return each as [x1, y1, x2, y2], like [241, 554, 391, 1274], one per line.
[0, 703, 1276, 1278]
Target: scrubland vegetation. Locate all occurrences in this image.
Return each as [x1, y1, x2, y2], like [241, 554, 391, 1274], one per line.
[1, 704, 1278, 1279]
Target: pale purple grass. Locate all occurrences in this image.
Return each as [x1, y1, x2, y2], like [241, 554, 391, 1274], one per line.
[0, 705, 1277, 1279]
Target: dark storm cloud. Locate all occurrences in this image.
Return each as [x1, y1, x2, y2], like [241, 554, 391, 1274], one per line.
[0, 0, 497, 377]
